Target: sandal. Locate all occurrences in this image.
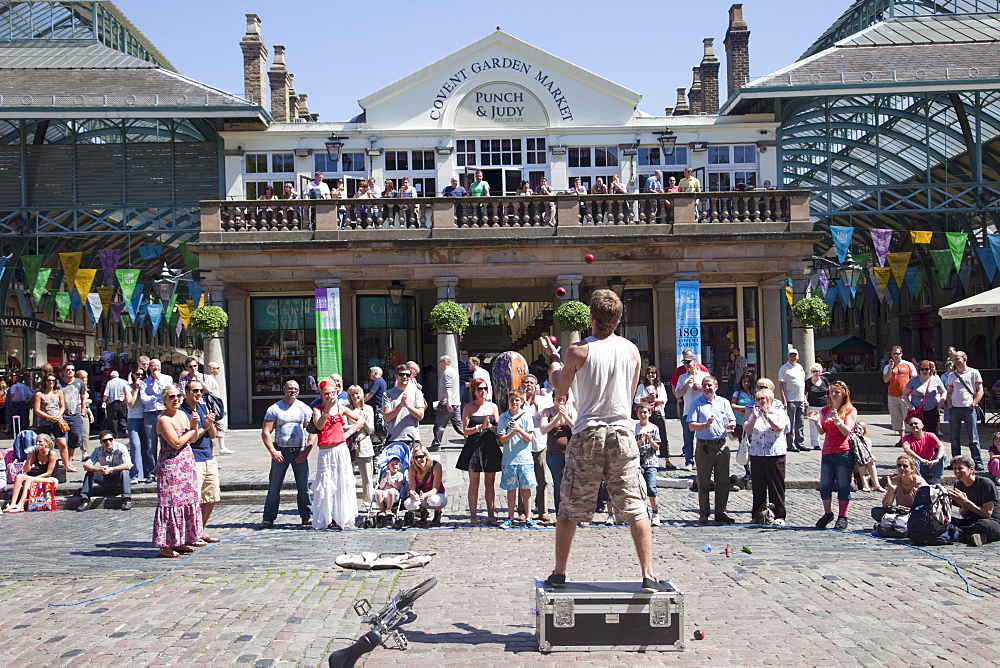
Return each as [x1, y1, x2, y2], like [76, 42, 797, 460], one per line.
[538, 514, 551, 522]
[469, 518, 480, 527]
[187, 541, 208, 547]
[201, 535, 220, 543]
[174, 546, 195, 554]
[158, 548, 179, 558]
[487, 517, 500, 527]
[4, 505, 24, 513]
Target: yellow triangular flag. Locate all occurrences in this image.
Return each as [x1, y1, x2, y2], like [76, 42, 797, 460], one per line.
[177, 302, 193, 328]
[873, 266, 892, 293]
[910, 231, 933, 244]
[59, 252, 83, 289]
[96, 287, 115, 313]
[887, 252, 911, 287]
[74, 268, 97, 298]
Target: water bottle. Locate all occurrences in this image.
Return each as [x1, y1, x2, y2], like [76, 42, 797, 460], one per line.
[528, 582, 538, 618]
[703, 543, 712, 553]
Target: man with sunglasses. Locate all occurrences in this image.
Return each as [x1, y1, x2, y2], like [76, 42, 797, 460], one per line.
[57, 363, 89, 467]
[883, 346, 916, 447]
[181, 380, 220, 542]
[901, 416, 947, 485]
[77, 430, 132, 512]
[383, 364, 426, 446]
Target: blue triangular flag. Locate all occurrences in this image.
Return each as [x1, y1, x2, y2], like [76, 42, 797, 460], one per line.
[127, 284, 145, 321]
[824, 287, 837, 307]
[186, 280, 202, 307]
[904, 266, 920, 297]
[836, 281, 851, 308]
[830, 226, 854, 264]
[887, 282, 901, 308]
[137, 301, 148, 326]
[138, 244, 163, 261]
[70, 288, 81, 319]
[147, 303, 163, 336]
[977, 246, 997, 283]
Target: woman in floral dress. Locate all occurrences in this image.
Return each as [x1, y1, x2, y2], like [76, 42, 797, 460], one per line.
[153, 385, 212, 557]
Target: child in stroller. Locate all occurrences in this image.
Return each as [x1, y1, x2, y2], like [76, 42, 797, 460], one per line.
[374, 456, 404, 527]
[360, 441, 410, 528]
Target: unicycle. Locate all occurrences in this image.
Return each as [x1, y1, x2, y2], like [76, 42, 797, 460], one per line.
[327, 577, 437, 668]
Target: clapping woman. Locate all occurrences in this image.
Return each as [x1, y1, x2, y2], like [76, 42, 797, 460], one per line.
[312, 382, 364, 530]
[806, 380, 858, 531]
[457, 377, 501, 526]
[743, 388, 789, 524]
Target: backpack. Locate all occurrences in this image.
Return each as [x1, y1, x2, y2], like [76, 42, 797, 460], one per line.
[906, 484, 954, 545]
[204, 393, 225, 421]
[873, 510, 910, 539]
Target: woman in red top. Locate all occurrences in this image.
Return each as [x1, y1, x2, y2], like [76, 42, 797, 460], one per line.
[311, 382, 364, 530]
[806, 380, 858, 531]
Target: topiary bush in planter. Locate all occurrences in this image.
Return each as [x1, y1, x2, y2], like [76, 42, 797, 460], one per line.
[554, 300, 591, 332]
[429, 301, 469, 335]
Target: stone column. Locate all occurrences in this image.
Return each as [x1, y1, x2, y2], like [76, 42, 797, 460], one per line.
[760, 278, 787, 380]
[433, 277, 460, 368]
[790, 271, 815, 370]
[238, 14, 267, 106]
[654, 282, 676, 370]
[267, 45, 290, 122]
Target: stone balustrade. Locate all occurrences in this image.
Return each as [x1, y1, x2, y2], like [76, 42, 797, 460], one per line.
[200, 190, 810, 235]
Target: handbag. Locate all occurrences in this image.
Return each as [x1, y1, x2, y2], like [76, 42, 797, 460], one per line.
[346, 432, 360, 462]
[874, 509, 910, 538]
[735, 430, 750, 466]
[905, 377, 933, 422]
[55, 417, 71, 434]
[204, 393, 225, 421]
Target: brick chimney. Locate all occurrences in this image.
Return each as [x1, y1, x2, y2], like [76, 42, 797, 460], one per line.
[287, 74, 299, 120]
[672, 88, 689, 116]
[688, 67, 702, 115]
[699, 38, 720, 114]
[238, 14, 267, 106]
[725, 3, 751, 98]
[297, 93, 311, 120]
[267, 45, 291, 122]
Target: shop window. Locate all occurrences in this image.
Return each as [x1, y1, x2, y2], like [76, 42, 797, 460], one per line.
[356, 296, 417, 383]
[526, 137, 546, 164]
[594, 146, 619, 167]
[568, 148, 591, 168]
[385, 151, 408, 171]
[456, 139, 476, 167]
[251, 297, 317, 396]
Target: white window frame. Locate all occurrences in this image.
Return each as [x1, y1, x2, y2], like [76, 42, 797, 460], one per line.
[707, 144, 759, 191]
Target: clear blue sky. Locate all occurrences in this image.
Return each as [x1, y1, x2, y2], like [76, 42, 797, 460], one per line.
[115, 1, 847, 120]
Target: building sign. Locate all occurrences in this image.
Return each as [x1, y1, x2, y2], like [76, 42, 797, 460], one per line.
[314, 288, 342, 378]
[0, 316, 54, 335]
[429, 55, 574, 122]
[252, 297, 314, 331]
[358, 297, 413, 330]
[455, 84, 547, 127]
[675, 281, 702, 365]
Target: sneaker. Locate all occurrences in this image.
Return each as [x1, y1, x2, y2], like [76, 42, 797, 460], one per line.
[684, 463, 694, 471]
[975, 463, 986, 472]
[651, 514, 661, 527]
[258, 520, 274, 530]
[544, 573, 566, 588]
[970, 533, 984, 547]
[815, 512, 834, 529]
[525, 518, 537, 528]
[834, 516, 849, 530]
[219, 447, 236, 455]
[605, 514, 616, 526]
[121, 500, 132, 511]
[302, 518, 313, 527]
[499, 518, 514, 529]
[76, 499, 90, 512]
[641, 577, 662, 593]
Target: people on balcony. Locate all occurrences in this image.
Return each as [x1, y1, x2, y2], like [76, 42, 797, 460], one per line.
[442, 176, 467, 196]
[303, 171, 330, 199]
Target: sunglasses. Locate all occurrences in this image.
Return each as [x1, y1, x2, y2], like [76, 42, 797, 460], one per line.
[474, 387, 488, 392]
[413, 454, 427, 460]
[397, 373, 411, 378]
[189, 388, 205, 394]
[897, 463, 911, 469]
[45, 378, 56, 382]
[100, 437, 114, 443]
[919, 367, 931, 371]
[166, 394, 182, 400]
[186, 364, 198, 369]
[907, 422, 921, 427]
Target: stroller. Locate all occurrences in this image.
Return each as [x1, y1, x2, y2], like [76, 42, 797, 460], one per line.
[358, 441, 411, 529]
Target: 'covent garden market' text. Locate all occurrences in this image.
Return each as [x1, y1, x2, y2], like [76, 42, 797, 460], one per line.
[428, 56, 574, 122]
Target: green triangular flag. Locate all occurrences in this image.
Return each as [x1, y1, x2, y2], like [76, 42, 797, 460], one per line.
[914, 269, 926, 300]
[21, 254, 43, 294]
[166, 293, 179, 325]
[929, 249, 953, 288]
[178, 243, 199, 271]
[946, 232, 968, 272]
[116, 269, 141, 303]
[55, 292, 70, 321]
[32, 268, 51, 303]
[853, 253, 869, 273]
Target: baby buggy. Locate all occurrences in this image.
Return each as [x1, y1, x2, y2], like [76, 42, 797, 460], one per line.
[358, 441, 410, 529]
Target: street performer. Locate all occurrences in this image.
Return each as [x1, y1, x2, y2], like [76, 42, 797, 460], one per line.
[539, 289, 661, 593]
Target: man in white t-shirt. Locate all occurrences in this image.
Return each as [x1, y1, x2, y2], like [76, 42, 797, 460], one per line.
[673, 354, 709, 470]
[302, 172, 330, 199]
[947, 350, 985, 471]
[259, 380, 313, 529]
[778, 349, 806, 452]
[469, 356, 492, 401]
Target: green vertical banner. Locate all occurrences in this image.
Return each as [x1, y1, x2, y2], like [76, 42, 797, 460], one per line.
[32, 267, 51, 303]
[315, 287, 342, 378]
[929, 249, 953, 288]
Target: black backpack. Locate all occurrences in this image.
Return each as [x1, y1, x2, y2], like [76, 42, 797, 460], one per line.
[906, 484, 954, 545]
[205, 392, 225, 421]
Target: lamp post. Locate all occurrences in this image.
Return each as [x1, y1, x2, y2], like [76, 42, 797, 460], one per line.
[324, 134, 344, 164]
[388, 281, 404, 305]
[654, 128, 678, 157]
[608, 276, 626, 298]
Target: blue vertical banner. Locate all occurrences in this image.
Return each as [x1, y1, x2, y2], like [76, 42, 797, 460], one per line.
[674, 281, 701, 366]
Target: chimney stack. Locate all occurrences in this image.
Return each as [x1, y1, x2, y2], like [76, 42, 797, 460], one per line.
[297, 93, 311, 120]
[699, 38, 720, 114]
[664, 106, 674, 116]
[725, 3, 751, 98]
[267, 45, 291, 122]
[672, 88, 689, 116]
[239, 14, 267, 106]
[688, 67, 702, 115]
[287, 74, 299, 120]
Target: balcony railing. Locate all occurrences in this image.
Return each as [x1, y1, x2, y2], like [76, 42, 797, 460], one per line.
[199, 190, 810, 236]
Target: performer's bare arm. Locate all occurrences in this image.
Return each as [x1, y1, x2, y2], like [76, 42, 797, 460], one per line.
[543, 339, 587, 398]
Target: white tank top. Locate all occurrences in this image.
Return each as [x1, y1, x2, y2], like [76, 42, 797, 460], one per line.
[572, 335, 637, 434]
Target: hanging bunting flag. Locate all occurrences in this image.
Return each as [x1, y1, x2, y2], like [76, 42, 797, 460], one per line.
[147, 303, 164, 336]
[844, 275, 857, 298]
[176, 302, 193, 328]
[904, 266, 920, 297]
[853, 253, 869, 275]
[21, 254, 43, 297]
[836, 281, 852, 307]
[110, 301, 126, 325]
[989, 233, 1000, 271]
[58, 252, 82, 289]
[178, 243, 199, 271]
[886, 282, 901, 308]
[85, 292, 103, 325]
[137, 301, 149, 326]
[785, 279, 792, 306]
[166, 293, 179, 326]
[54, 292, 70, 321]
[830, 226, 854, 264]
[0, 255, 6, 284]
[69, 288, 81, 319]
[823, 287, 837, 307]
[96, 286, 114, 315]
[116, 268, 141, 303]
[818, 268, 830, 294]
[138, 245, 163, 261]
[186, 280, 202, 307]
[946, 232, 968, 272]
[929, 249, 954, 288]
[863, 280, 878, 305]
[977, 246, 998, 283]
[74, 268, 97, 300]
[31, 267, 51, 304]
[812, 284, 824, 300]
[958, 265, 972, 292]
[887, 252, 911, 287]
[127, 284, 145, 321]
[910, 230, 933, 245]
[870, 229, 893, 267]
[873, 266, 892, 293]
[96, 249, 121, 286]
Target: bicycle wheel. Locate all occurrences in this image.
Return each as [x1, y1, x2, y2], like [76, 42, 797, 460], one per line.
[394, 577, 437, 609]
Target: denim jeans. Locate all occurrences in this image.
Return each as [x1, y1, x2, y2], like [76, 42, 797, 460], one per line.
[80, 470, 131, 499]
[949, 406, 983, 465]
[126, 417, 145, 482]
[262, 450, 312, 522]
[919, 457, 946, 483]
[142, 411, 160, 478]
[819, 451, 854, 501]
[546, 452, 565, 512]
[681, 418, 695, 465]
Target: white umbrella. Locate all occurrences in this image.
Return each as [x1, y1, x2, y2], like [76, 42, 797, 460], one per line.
[938, 285, 1000, 319]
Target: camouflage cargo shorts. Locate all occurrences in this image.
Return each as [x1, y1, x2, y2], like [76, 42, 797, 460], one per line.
[558, 424, 648, 524]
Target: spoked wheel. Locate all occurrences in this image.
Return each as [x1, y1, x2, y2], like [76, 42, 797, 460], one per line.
[395, 577, 437, 609]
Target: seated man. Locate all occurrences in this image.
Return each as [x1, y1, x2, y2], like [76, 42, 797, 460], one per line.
[948, 455, 1000, 546]
[78, 430, 132, 511]
[901, 416, 947, 484]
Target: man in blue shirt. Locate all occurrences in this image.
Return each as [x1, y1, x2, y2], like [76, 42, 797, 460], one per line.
[181, 380, 219, 543]
[442, 176, 467, 197]
[688, 375, 737, 524]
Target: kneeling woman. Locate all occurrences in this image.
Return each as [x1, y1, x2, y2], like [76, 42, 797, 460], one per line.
[405, 444, 447, 527]
[312, 382, 365, 530]
[4, 433, 66, 512]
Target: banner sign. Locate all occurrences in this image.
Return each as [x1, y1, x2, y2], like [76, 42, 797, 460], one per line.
[59, 252, 82, 288]
[96, 249, 120, 286]
[315, 287, 343, 378]
[946, 232, 968, 272]
[830, 226, 854, 264]
[55, 292, 70, 321]
[674, 281, 701, 366]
